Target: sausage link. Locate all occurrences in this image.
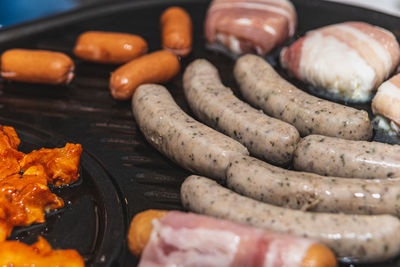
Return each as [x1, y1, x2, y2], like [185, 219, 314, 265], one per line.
[132, 84, 248, 180]
[233, 54, 372, 140]
[110, 50, 180, 100]
[294, 134, 400, 179]
[181, 175, 400, 263]
[127, 209, 168, 257]
[128, 209, 337, 267]
[227, 155, 400, 216]
[73, 31, 147, 64]
[1, 49, 74, 85]
[161, 7, 192, 57]
[183, 59, 299, 165]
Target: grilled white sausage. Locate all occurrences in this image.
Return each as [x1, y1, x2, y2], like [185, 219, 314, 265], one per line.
[131, 84, 248, 180]
[227, 155, 400, 216]
[234, 54, 372, 140]
[181, 175, 400, 263]
[183, 59, 299, 165]
[294, 135, 400, 179]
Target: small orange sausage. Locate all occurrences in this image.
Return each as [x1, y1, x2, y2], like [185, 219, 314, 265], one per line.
[127, 209, 338, 267]
[302, 244, 338, 267]
[1, 49, 74, 85]
[127, 209, 168, 257]
[109, 50, 180, 100]
[161, 7, 193, 57]
[73, 31, 148, 64]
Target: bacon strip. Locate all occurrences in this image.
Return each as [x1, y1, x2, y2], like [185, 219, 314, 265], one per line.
[138, 211, 314, 267]
[281, 21, 400, 102]
[205, 0, 297, 55]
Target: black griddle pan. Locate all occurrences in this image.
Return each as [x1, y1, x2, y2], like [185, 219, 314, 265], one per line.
[0, 0, 400, 266]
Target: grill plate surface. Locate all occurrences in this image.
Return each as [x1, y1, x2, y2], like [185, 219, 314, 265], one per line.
[0, 0, 399, 266]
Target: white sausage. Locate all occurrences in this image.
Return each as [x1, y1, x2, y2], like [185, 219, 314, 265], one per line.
[227, 155, 400, 216]
[183, 59, 299, 165]
[234, 54, 373, 140]
[294, 135, 400, 179]
[131, 84, 248, 180]
[181, 175, 400, 263]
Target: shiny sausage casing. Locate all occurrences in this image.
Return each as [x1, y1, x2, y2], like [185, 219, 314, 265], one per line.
[234, 54, 372, 140]
[161, 7, 192, 57]
[183, 59, 299, 165]
[1, 49, 74, 85]
[227, 155, 400, 216]
[73, 31, 148, 64]
[133, 210, 337, 267]
[181, 175, 400, 263]
[294, 134, 400, 179]
[110, 50, 180, 100]
[132, 84, 248, 180]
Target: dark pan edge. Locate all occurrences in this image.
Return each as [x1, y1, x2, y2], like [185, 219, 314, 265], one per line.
[0, 0, 210, 45]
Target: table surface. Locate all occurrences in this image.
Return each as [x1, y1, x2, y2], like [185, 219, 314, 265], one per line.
[0, 0, 104, 27]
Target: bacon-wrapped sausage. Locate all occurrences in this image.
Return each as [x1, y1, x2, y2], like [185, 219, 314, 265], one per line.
[372, 73, 400, 134]
[281, 22, 400, 102]
[205, 0, 297, 55]
[128, 210, 337, 267]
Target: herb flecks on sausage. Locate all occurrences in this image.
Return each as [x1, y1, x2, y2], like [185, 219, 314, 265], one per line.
[227, 155, 400, 216]
[181, 175, 400, 263]
[234, 54, 372, 140]
[183, 59, 299, 165]
[294, 135, 400, 179]
[132, 84, 248, 180]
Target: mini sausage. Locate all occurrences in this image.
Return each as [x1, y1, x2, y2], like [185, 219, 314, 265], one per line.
[110, 50, 180, 100]
[73, 31, 148, 64]
[128, 209, 337, 267]
[227, 155, 400, 216]
[234, 54, 372, 140]
[1, 49, 74, 85]
[132, 84, 248, 180]
[294, 134, 400, 179]
[183, 59, 300, 165]
[161, 6, 192, 57]
[181, 175, 400, 262]
[127, 209, 168, 257]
